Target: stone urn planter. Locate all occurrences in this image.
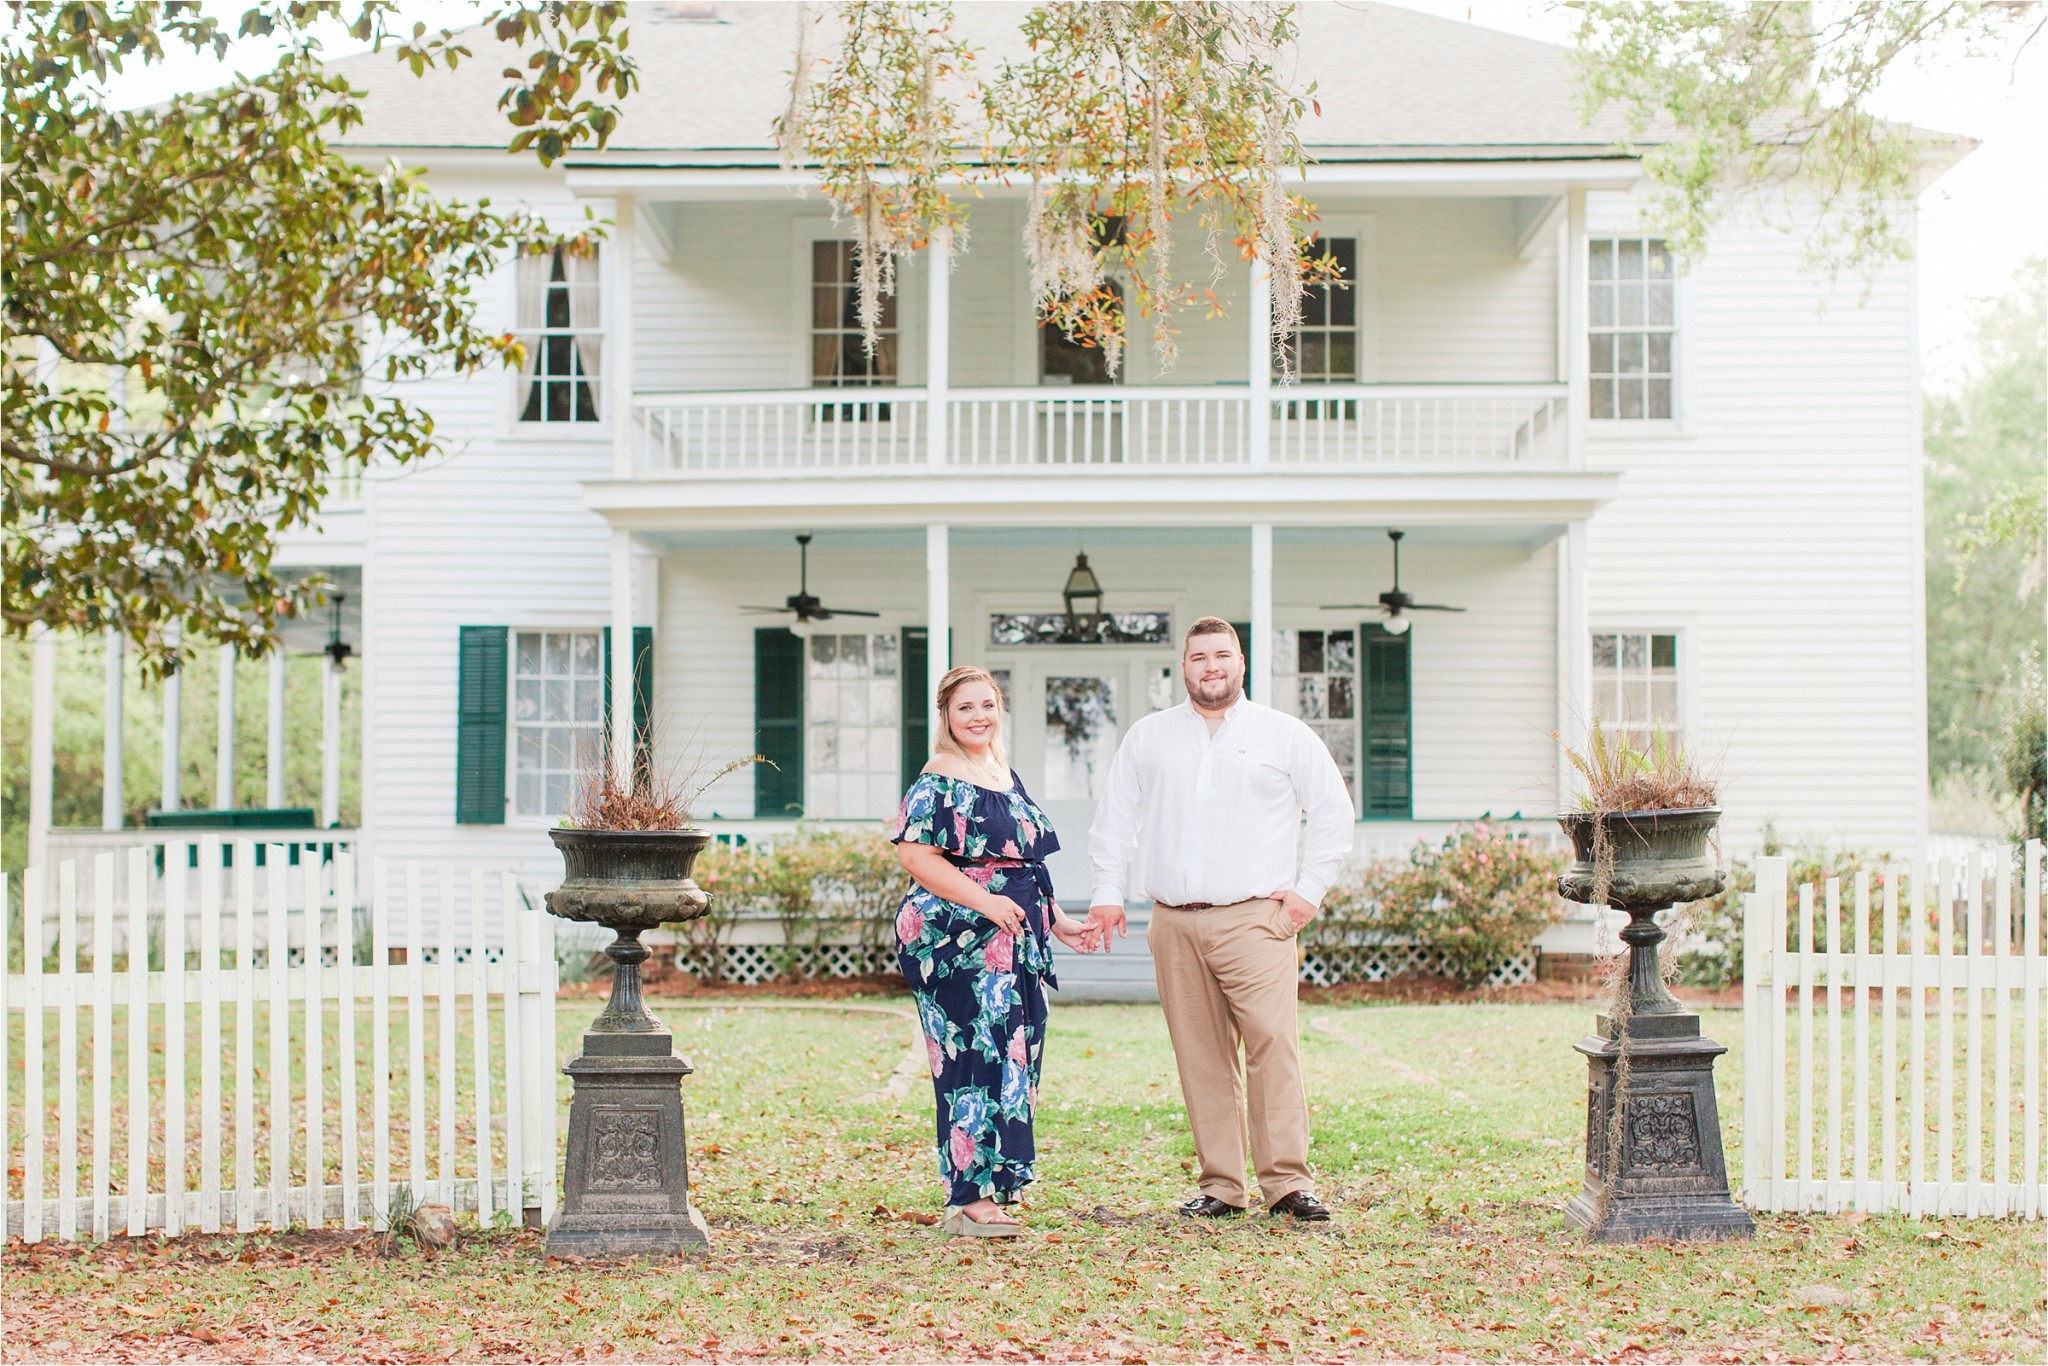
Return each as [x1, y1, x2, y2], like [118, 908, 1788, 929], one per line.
[542, 827, 714, 1257]
[1556, 806, 1754, 1243]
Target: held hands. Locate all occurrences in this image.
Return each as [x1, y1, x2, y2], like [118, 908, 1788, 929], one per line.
[1050, 911, 1105, 954]
[1085, 903, 1129, 950]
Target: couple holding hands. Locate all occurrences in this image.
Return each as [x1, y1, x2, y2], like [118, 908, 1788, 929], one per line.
[890, 616, 1357, 1236]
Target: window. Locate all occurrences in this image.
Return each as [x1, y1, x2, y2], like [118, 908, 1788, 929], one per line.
[1589, 237, 1675, 420]
[1277, 237, 1358, 387]
[1591, 631, 1680, 751]
[1272, 628, 1358, 791]
[516, 246, 601, 423]
[812, 241, 897, 388]
[988, 611, 1173, 646]
[1040, 280, 1123, 386]
[512, 630, 604, 817]
[805, 632, 901, 819]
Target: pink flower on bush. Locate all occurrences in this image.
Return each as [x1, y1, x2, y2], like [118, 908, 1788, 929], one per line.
[896, 903, 926, 945]
[984, 932, 1015, 972]
[949, 1125, 978, 1172]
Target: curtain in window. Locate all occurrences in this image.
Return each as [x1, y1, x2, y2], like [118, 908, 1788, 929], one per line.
[566, 247, 604, 419]
[514, 250, 550, 412]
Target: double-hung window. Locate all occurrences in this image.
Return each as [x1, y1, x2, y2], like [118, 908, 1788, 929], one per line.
[517, 245, 602, 423]
[1276, 237, 1358, 418]
[512, 630, 604, 817]
[1591, 630, 1681, 752]
[1588, 237, 1675, 420]
[812, 240, 897, 397]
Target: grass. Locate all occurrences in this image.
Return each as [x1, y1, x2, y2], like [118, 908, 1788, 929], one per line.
[2, 999, 2042, 1362]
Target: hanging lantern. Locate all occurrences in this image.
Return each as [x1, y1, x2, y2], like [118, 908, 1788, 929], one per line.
[1061, 552, 1105, 642]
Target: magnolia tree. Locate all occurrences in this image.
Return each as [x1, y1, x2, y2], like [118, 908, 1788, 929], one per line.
[3, 1, 635, 672]
[775, 0, 1334, 381]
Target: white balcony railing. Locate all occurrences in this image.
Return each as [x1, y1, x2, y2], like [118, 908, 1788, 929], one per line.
[633, 383, 1569, 475]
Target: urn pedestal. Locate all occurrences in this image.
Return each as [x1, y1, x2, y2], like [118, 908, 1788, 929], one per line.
[544, 828, 713, 1258]
[1557, 807, 1755, 1244]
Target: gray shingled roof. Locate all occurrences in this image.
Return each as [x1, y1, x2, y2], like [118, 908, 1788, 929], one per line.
[329, 1, 1647, 160]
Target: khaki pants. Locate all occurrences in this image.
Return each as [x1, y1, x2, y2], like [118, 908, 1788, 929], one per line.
[1147, 897, 1311, 1207]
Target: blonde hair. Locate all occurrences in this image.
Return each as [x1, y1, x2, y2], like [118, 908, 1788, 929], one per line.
[933, 665, 1008, 768]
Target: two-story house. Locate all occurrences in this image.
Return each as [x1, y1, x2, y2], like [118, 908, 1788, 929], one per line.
[275, 2, 1945, 913]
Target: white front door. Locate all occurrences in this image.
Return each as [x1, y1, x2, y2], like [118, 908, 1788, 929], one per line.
[991, 654, 1182, 902]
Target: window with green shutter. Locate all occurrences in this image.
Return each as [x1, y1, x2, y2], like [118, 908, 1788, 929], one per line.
[900, 626, 929, 792]
[456, 626, 509, 824]
[1360, 624, 1412, 818]
[754, 627, 805, 817]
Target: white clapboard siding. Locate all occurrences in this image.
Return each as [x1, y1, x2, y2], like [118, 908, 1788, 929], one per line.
[3, 845, 559, 1242]
[1743, 841, 2046, 1219]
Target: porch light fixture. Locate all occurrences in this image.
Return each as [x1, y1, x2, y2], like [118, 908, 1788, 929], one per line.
[322, 593, 354, 668]
[1061, 552, 1105, 641]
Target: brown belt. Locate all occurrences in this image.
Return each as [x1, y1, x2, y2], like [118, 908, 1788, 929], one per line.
[1157, 901, 1218, 912]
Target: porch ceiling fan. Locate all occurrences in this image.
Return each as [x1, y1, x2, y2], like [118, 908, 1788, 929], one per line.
[1321, 529, 1465, 636]
[741, 533, 880, 625]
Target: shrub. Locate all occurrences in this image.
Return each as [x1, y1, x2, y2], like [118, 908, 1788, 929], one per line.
[1311, 824, 1568, 989]
[683, 827, 904, 982]
[1672, 825, 1888, 989]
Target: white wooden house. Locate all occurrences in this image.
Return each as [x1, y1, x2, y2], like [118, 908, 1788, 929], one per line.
[76, 3, 1956, 922]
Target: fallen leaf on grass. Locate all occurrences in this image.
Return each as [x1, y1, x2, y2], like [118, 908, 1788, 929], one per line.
[116, 1303, 162, 1319]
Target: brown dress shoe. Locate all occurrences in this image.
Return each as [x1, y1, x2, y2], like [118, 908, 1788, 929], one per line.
[1178, 1195, 1245, 1218]
[1267, 1191, 1333, 1221]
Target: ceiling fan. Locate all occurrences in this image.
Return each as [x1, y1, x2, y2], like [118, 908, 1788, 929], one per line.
[1321, 529, 1465, 636]
[741, 533, 879, 627]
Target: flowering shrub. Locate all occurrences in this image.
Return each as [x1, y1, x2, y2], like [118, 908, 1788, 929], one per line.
[1308, 824, 1568, 989]
[683, 827, 904, 981]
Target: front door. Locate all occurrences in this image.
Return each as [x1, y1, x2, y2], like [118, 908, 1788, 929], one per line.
[992, 655, 1181, 901]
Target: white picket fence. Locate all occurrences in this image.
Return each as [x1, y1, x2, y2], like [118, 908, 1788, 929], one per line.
[3, 841, 560, 1243]
[1742, 842, 2045, 1218]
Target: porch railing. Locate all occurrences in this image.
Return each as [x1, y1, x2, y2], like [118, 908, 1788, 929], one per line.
[633, 383, 1570, 475]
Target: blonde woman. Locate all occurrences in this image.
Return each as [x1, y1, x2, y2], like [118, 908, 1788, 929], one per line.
[891, 666, 1100, 1235]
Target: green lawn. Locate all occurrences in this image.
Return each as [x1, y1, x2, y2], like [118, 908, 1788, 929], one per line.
[3, 999, 2040, 1362]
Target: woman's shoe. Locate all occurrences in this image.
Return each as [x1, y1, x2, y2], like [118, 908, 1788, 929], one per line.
[942, 1204, 1025, 1237]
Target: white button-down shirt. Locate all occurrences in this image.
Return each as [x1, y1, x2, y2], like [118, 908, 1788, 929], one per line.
[1087, 697, 1356, 909]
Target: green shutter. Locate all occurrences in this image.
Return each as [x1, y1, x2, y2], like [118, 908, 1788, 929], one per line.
[1360, 623, 1412, 818]
[456, 626, 508, 824]
[900, 626, 929, 791]
[601, 626, 656, 785]
[754, 627, 805, 817]
[1230, 621, 1253, 683]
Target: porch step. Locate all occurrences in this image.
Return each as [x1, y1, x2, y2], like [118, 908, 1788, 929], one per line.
[1049, 904, 1160, 1004]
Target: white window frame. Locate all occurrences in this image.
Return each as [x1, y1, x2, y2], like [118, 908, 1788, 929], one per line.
[1586, 235, 1680, 426]
[507, 627, 607, 823]
[801, 626, 911, 821]
[498, 241, 612, 444]
[1271, 625, 1363, 808]
[1588, 624, 1695, 754]
[789, 219, 924, 390]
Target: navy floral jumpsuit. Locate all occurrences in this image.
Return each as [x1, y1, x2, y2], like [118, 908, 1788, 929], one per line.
[890, 771, 1061, 1207]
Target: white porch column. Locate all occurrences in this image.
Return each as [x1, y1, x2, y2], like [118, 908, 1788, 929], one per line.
[926, 524, 950, 723]
[1564, 188, 1588, 469]
[29, 626, 56, 870]
[1249, 524, 1274, 706]
[925, 227, 952, 470]
[215, 643, 237, 809]
[321, 659, 342, 827]
[161, 631, 182, 811]
[102, 629, 124, 831]
[266, 649, 287, 807]
[610, 528, 635, 784]
[1247, 258, 1271, 465]
[1556, 519, 1591, 804]
[610, 195, 637, 480]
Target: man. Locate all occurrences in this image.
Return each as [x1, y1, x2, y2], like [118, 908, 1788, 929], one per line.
[1086, 616, 1355, 1221]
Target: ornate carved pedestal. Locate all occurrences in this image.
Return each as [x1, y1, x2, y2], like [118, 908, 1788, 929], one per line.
[1557, 807, 1754, 1244]
[545, 829, 712, 1258]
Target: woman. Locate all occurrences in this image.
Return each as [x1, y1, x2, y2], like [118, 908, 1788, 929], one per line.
[891, 665, 1100, 1236]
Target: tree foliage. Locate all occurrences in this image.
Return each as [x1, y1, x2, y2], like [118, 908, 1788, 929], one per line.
[2, 1, 635, 673]
[1923, 259, 2046, 806]
[1568, 1, 2043, 275]
[776, 1, 1328, 378]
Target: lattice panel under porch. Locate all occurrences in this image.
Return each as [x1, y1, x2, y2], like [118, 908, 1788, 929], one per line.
[672, 942, 897, 985]
[1301, 947, 1538, 989]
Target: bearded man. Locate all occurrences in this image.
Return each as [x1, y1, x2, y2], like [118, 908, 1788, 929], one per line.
[1086, 616, 1355, 1221]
